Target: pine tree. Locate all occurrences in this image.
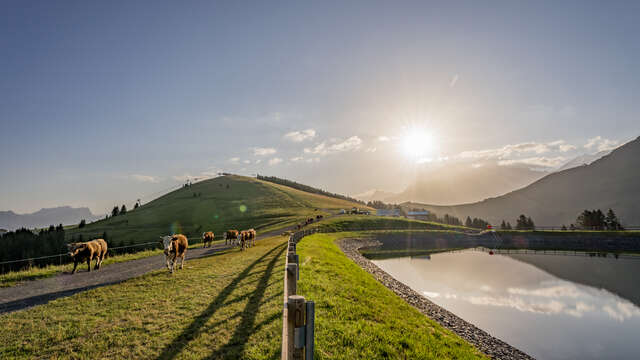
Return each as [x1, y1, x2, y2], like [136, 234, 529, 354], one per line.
[506, 222, 512, 230]
[465, 217, 473, 228]
[561, 225, 567, 231]
[120, 205, 127, 215]
[500, 220, 507, 230]
[79, 219, 86, 228]
[605, 209, 620, 230]
[112, 206, 120, 217]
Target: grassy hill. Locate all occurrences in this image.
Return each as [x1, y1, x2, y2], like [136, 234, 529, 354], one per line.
[66, 175, 367, 246]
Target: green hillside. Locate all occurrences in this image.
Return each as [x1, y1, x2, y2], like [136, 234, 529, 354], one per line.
[67, 175, 366, 245]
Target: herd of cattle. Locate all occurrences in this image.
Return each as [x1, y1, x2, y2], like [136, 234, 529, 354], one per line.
[65, 214, 326, 275]
[65, 227, 259, 274]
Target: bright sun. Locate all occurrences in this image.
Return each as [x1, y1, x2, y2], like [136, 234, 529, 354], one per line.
[401, 130, 436, 161]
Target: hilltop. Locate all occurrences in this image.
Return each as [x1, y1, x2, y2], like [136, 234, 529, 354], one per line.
[406, 136, 640, 226]
[66, 175, 366, 245]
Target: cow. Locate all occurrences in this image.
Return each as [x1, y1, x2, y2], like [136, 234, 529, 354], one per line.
[202, 231, 215, 248]
[316, 215, 323, 220]
[247, 229, 257, 247]
[239, 230, 248, 250]
[67, 238, 108, 274]
[159, 234, 188, 273]
[226, 229, 239, 246]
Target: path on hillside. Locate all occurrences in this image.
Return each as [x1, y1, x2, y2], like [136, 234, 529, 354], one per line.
[0, 224, 306, 315]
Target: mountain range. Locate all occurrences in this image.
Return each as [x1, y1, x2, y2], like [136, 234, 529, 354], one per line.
[406, 136, 640, 226]
[0, 206, 100, 231]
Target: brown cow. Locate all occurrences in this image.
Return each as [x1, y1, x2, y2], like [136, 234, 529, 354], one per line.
[160, 234, 188, 273]
[247, 229, 257, 247]
[67, 238, 108, 274]
[226, 229, 239, 246]
[202, 231, 215, 248]
[239, 230, 248, 250]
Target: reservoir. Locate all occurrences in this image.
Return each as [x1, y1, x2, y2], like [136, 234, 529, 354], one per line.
[372, 249, 640, 359]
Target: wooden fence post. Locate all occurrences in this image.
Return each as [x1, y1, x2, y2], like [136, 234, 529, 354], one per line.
[286, 263, 297, 297]
[288, 295, 306, 360]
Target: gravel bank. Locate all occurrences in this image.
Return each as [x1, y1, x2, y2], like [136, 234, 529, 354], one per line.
[338, 238, 534, 360]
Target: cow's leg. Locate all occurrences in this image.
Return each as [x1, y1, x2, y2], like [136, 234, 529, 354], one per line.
[180, 254, 185, 269]
[166, 256, 172, 271]
[87, 258, 92, 272]
[72, 260, 78, 274]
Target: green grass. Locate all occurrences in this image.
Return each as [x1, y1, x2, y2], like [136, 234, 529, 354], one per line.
[311, 215, 469, 232]
[66, 175, 367, 246]
[0, 239, 227, 288]
[0, 236, 288, 359]
[296, 232, 486, 359]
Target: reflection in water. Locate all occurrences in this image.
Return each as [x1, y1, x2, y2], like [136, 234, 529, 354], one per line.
[373, 250, 640, 360]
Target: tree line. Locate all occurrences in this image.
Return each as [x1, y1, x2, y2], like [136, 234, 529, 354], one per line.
[0, 225, 67, 273]
[257, 175, 365, 205]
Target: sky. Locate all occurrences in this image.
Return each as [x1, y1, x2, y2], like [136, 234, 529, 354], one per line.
[1, 0, 639, 214]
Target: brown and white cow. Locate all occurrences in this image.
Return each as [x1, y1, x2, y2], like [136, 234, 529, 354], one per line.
[202, 231, 215, 248]
[160, 234, 188, 273]
[247, 229, 257, 247]
[67, 238, 108, 274]
[225, 229, 239, 246]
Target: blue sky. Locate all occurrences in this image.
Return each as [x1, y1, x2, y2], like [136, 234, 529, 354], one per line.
[1, 1, 639, 213]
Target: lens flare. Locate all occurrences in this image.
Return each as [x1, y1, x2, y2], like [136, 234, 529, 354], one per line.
[239, 204, 247, 213]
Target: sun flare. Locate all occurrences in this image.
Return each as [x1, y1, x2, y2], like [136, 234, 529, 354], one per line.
[401, 129, 437, 161]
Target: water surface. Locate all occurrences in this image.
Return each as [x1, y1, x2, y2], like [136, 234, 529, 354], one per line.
[372, 249, 640, 359]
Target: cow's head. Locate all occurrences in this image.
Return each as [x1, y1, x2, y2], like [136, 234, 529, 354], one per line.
[159, 235, 175, 255]
[67, 243, 86, 258]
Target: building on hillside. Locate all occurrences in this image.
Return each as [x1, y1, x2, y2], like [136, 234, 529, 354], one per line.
[376, 209, 401, 217]
[406, 210, 430, 221]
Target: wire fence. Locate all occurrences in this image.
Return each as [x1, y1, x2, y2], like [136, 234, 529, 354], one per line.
[0, 236, 208, 274]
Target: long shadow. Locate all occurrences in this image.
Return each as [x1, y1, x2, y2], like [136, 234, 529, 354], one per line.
[0, 280, 125, 314]
[207, 239, 286, 359]
[157, 242, 286, 360]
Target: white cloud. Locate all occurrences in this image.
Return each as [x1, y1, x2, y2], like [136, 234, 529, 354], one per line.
[458, 140, 576, 160]
[268, 157, 283, 166]
[305, 157, 320, 163]
[131, 174, 160, 183]
[377, 136, 390, 142]
[290, 156, 304, 162]
[253, 147, 277, 156]
[365, 147, 377, 153]
[304, 136, 362, 155]
[284, 129, 316, 142]
[585, 136, 620, 152]
[498, 156, 567, 168]
[255, 159, 262, 164]
[228, 157, 240, 164]
[243, 160, 251, 164]
[172, 174, 194, 182]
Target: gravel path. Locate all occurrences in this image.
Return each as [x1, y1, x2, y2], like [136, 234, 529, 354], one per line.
[338, 237, 534, 360]
[0, 227, 292, 315]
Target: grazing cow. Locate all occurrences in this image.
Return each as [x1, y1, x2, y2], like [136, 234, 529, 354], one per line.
[67, 238, 108, 274]
[247, 229, 257, 247]
[226, 229, 239, 246]
[159, 234, 188, 273]
[202, 231, 215, 248]
[316, 215, 323, 220]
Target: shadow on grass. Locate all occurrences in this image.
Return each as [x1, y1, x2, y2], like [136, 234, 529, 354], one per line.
[157, 242, 286, 360]
[206, 240, 285, 359]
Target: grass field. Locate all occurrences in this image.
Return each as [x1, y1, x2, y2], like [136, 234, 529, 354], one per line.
[296, 232, 486, 359]
[65, 175, 367, 246]
[0, 236, 287, 359]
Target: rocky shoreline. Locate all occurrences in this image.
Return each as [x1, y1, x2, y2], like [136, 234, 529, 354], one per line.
[338, 238, 534, 360]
